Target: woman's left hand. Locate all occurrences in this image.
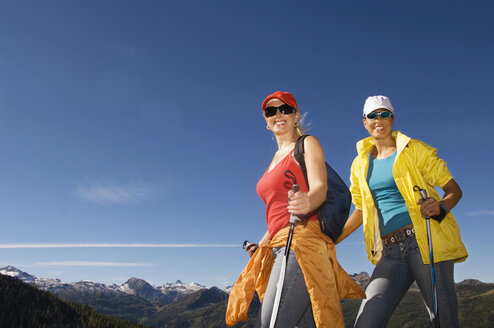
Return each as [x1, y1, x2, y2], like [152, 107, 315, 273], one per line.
[287, 190, 310, 216]
[417, 197, 441, 218]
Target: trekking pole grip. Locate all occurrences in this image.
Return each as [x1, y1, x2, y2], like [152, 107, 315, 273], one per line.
[419, 188, 428, 201]
[414, 185, 428, 201]
[289, 183, 300, 224]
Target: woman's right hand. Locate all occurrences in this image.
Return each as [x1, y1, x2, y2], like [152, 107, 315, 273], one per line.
[244, 231, 269, 257]
[335, 209, 363, 244]
[243, 242, 258, 257]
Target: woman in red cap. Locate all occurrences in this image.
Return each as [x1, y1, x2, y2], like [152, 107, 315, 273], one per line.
[226, 91, 364, 328]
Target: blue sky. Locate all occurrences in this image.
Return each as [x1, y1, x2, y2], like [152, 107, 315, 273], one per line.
[0, 1, 493, 288]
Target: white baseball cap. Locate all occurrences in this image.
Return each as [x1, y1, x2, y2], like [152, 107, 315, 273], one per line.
[363, 95, 394, 116]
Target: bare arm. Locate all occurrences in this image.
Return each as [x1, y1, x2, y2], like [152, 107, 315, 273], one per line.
[288, 136, 327, 215]
[259, 230, 270, 246]
[244, 230, 270, 257]
[418, 179, 462, 218]
[336, 209, 363, 244]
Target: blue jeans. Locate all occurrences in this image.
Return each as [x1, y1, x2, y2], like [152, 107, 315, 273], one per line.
[255, 247, 315, 328]
[354, 234, 459, 328]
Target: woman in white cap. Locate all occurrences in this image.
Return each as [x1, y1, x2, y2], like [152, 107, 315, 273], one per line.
[226, 91, 364, 328]
[337, 95, 468, 327]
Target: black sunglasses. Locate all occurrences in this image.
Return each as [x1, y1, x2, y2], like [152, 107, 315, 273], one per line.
[264, 104, 296, 117]
[364, 111, 393, 120]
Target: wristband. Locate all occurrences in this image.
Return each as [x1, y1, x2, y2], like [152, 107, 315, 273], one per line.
[431, 204, 448, 222]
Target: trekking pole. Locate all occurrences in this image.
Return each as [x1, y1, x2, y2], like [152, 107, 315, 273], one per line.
[269, 170, 301, 328]
[242, 240, 258, 256]
[414, 186, 439, 328]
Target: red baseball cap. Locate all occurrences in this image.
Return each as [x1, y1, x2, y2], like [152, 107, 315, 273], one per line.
[261, 91, 298, 111]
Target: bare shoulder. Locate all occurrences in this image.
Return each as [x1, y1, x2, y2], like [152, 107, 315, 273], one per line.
[303, 135, 324, 153]
[303, 135, 325, 159]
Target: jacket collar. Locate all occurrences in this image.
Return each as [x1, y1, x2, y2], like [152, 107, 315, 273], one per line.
[356, 131, 411, 156]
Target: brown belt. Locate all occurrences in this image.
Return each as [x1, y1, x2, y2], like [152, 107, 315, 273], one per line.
[381, 224, 415, 248]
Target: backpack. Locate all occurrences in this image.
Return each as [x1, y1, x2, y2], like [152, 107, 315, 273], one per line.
[294, 135, 351, 242]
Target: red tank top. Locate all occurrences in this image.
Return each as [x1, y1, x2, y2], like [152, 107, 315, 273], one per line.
[256, 150, 318, 239]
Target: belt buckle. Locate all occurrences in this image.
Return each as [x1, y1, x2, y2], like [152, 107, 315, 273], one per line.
[383, 226, 414, 248]
[395, 230, 406, 243]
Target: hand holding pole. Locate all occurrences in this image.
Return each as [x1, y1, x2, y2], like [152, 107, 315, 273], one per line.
[269, 170, 300, 328]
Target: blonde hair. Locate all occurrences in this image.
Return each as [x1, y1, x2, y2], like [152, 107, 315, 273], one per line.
[295, 111, 309, 136]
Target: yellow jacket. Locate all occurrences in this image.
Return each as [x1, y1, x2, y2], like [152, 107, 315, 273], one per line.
[350, 131, 468, 265]
[225, 220, 365, 328]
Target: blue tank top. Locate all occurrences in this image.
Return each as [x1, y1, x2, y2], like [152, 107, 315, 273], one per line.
[367, 151, 411, 236]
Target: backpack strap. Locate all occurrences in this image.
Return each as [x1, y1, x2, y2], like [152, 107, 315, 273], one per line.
[295, 134, 324, 228]
[294, 135, 310, 188]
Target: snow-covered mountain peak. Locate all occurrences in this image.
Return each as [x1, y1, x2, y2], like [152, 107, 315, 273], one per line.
[224, 285, 233, 294]
[160, 280, 206, 295]
[1, 265, 213, 299]
[0, 266, 37, 283]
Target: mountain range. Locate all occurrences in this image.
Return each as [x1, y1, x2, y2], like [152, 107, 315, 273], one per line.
[1, 266, 493, 327]
[0, 266, 204, 302]
[0, 273, 146, 328]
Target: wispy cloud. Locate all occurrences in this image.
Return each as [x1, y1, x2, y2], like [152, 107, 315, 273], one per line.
[466, 210, 494, 216]
[75, 182, 154, 204]
[34, 261, 152, 267]
[0, 243, 238, 249]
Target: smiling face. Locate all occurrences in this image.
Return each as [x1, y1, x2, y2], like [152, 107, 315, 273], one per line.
[264, 99, 300, 136]
[363, 108, 394, 140]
